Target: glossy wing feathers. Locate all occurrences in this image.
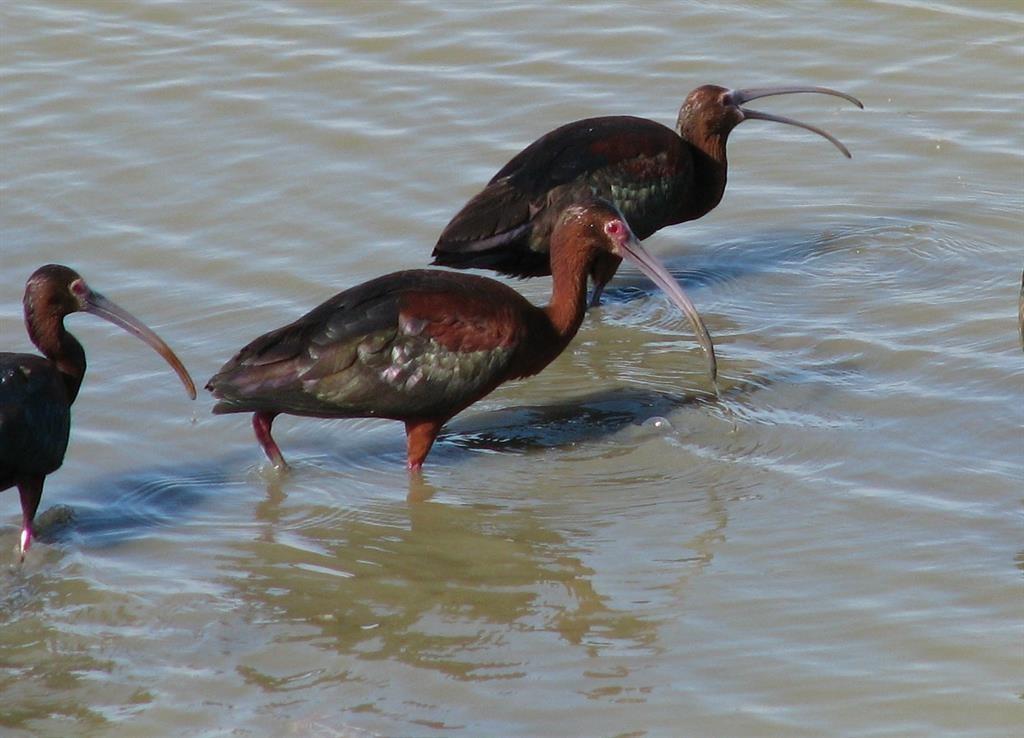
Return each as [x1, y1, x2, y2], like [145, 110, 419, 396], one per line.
[431, 178, 535, 262]
[492, 116, 676, 190]
[433, 116, 683, 276]
[206, 275, 407, 414]
[207, 271, 531, 420]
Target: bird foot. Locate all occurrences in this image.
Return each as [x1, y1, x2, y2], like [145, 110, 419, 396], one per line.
[260, 458, 290, 476]
[18, 525, 32, 562]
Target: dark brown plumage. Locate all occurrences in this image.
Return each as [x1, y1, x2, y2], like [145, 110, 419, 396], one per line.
[2, 265, 196, 558]
[433, 84, 862, 302]
[208, 200, 717, 472]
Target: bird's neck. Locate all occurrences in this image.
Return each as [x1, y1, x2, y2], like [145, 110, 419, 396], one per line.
[27, 316, 86, 403]
[682, 132, 729, 221]
[541, 244, 593, 353]
[546, 250, 591, 337]
[690, 145, 728, 218]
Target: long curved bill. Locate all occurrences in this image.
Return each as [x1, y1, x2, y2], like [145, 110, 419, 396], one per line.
[83, 288, 198, 399]
[730, 85, 863, 158]
[617, 233, 718, 391]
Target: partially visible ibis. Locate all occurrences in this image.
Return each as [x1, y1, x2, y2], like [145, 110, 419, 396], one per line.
[207, 200, 716, 472]
[1, 265, 196, 559]
[432, 83, 862, 303]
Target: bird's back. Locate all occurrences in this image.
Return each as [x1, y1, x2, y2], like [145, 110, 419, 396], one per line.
[433, 115, 692, 277]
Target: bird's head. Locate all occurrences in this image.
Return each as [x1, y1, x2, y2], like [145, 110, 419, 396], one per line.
[676, 83, 862, 158]
[23, 264, 197, 399]
[24, 264, 86, 322]
[552, 200, 718, 389]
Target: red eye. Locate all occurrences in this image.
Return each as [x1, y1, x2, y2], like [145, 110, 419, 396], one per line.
[605, 220, 624, 237]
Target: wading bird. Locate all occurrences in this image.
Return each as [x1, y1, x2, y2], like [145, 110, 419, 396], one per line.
[1, 265, 196, 559]
[433, 84, 862, 303]
[208, 200, 715, 471]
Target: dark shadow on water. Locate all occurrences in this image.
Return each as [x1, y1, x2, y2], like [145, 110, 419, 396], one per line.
[438, 386, 714, 455]
[599, 222, 878, 302]
[26, 463, 236, 551]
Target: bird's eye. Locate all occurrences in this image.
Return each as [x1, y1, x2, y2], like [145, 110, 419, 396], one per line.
[604, 220, 624, 237]
[69, 279, 88, 297]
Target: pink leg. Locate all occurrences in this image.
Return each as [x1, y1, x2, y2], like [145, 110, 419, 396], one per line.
[404, 419, 442, 472]
[17, 475, 44, 560]
[253, 412, 288, 470]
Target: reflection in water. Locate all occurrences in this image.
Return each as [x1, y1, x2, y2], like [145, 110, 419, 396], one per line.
[1, 555, 139, 732]
[228, 492, 656, 682]
[217, 463, 729, 695]
[0, 372, 733, 733]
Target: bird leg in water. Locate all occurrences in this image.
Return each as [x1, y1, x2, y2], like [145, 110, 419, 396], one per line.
[17, 475, 44, 560]
[405, 419, 443, 472]
[252, 411, 288, 470]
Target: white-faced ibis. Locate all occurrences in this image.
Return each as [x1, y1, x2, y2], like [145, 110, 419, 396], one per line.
[207, 200, 716, 472]
[1, 265, 196, 558]
[432, 84, 863, 302]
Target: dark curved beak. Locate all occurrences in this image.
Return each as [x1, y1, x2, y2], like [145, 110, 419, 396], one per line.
[729, 86, 863, 158]
[616, 232, 718, 393]
[83, 289, 198, 399]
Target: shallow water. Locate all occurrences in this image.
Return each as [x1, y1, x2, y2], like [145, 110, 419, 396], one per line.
[1, 2, 1021, 737]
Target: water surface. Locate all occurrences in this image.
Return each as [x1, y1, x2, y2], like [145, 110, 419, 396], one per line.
[2, 2, 1021, 737]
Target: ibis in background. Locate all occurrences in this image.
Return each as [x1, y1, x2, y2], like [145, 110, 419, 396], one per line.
[433, 84, 862, 303]
[207, 200, 716, 472]
[1, 264, 196, 559]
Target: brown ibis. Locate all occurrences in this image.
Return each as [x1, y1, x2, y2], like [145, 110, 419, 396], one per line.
[207, 200, 716, 472]
[1, 264, 196, 559]
[432, 84, 863, 303]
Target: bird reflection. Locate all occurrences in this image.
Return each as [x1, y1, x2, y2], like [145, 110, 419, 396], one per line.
[5, 388, 736, 725]
[224, 498, 649, 681]
[217, 462, 731, 685]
